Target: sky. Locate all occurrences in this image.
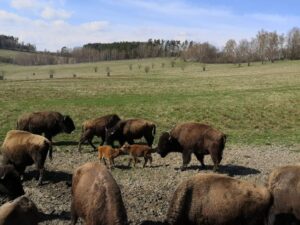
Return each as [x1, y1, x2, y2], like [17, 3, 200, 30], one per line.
[0, 0, 299, 51]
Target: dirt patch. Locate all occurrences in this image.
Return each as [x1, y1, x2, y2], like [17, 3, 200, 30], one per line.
[1, 144, 299, 224]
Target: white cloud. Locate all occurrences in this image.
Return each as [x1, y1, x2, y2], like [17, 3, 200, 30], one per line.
[40, 6, 72, 20]
[10, 0, 38, 10]
[81, 21, 109, 32]
[0, 9, 28, 23]
[113, 0, 232, 18]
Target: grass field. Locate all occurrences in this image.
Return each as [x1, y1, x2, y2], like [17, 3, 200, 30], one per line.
[0, 58, 299, 147]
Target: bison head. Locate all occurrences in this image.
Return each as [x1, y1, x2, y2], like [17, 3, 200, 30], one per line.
[157, 132, 180, 158]
[62, 115, 75, 134]
[105, 124, 121, 145]
[0, 165, 25, 199]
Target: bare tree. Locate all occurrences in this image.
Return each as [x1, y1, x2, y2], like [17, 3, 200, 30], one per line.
[223, 39, 237, 63]
[287, 27, 300, 60]
[257, 30, 268, 64]
[266, 31, 279, 63]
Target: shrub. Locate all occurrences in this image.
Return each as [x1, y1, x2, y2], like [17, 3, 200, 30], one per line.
[144, 66, 150, 74]
[106, 66, 111, 76]
[171, 61, 175, 67]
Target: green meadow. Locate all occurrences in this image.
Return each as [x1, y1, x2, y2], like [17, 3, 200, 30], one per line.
[0, 57, 299, 147]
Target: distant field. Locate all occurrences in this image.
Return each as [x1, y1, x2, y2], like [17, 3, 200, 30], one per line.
[0, 58, 299, 146]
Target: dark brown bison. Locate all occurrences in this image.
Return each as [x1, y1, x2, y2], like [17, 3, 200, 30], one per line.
[71, 162, 128, 225]
[0, 196, 40, 225]
[268, 165, 300, 225]
[78, 114, 121, 152]
[166, 173, 272, 225]
[16, 111, 75, 142]
[120, 144, 156, 168]
[105, 119, 156, 147]
[1, 130, 52, 186]
[0, 165, 25, 199]
[157, 122, 226, 171]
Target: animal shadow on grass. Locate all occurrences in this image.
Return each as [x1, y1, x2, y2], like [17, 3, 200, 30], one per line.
[175, 164, 260, 176]
[54, 140, 78, 146]
[40, 210, 70, 222]
[24, 170, 72, 184]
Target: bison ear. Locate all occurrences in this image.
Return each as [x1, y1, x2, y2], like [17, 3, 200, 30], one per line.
[63, 115, 69, 121]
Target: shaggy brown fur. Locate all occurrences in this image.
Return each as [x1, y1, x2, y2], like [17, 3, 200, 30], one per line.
[0, 196, 40, 225]
[157, 122, 226, 171]
[1, 130, 52, 185]
[105, 119, 156, 147]
[16, 111, 75, 142]
[166, 173, 272, 225]
[268, 165, 300, 225]
[71, 162, 128, 225]
[120, 144, 156, 168]
[0, 165, 25, 199]
[97, 145, 123, 169]
[78, 114, 121, 152]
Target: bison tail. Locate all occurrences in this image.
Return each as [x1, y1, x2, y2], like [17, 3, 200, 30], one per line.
[221, 134, 227, 150]
[45, 140, 53, 161]
[152, 124, 156, 136]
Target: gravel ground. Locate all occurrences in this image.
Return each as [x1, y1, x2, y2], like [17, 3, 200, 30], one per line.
[1, 143, 299, 224]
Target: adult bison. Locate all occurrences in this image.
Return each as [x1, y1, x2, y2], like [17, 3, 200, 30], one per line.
[1, 130, 52, 185]
[157, 122, 226, 171]
[78, 114, 121, 152]
[0, 196, 40, 225]
[268, 165, 300, 225]
[16, 111, 75, 142]
[166, 173, 272, 225]
[71, 162, 128, 225]
[105, 119, 156, 147]
[0, 165, 25, 200]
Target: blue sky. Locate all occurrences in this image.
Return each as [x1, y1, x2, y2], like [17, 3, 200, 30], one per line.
[0, 0, 299, 51]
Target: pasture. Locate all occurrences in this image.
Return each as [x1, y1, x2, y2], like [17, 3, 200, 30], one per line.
[0, 57, 300, 224]
[0, 58, 299, 146]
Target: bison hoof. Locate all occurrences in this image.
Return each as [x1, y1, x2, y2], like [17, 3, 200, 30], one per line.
[180, 166, 186, 171]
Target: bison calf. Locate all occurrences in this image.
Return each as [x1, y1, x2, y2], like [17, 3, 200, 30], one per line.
[166, 173, 272, 225]
[97, 145, 123, 169]
[157, 122, 226, 171]
[78, 114, 121, 152]
[0, 165, 25, 200]
[71, 162, 128, 225]
[1, 130, 52, 186]
[0, 196, 40, 225]
[120, 144, 156, 168]
[268, 165, 300, 225]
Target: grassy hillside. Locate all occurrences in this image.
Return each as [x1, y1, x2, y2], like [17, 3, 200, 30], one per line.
[0, 58, 299, 147]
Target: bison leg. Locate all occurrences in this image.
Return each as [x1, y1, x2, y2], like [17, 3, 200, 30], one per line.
[143, 157, 148, 168]
[211, 154, 219, 172]
[109, 158, 115, 169]
[87, 138, 97, 151]
[71, 201, 78, 225]
[194, 152, 206, 170]
[145, 135, 154, 147]
[128, 158, 133, 167]
[148, 155, 153, 167]
[181, 152, 191, 171]
[37, 168, 44, 186]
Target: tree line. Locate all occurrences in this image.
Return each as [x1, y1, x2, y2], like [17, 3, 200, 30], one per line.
[1, 27, 300, 65]
[0, 35, 36, 52]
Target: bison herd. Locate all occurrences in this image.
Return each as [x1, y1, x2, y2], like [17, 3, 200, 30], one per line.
[0, 111, 299, 225]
